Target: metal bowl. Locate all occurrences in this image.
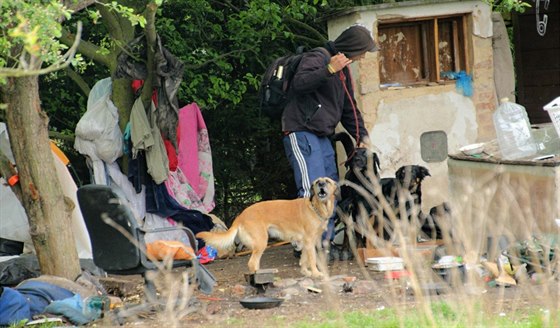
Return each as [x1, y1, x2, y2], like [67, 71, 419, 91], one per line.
[239, 296, 284, 309]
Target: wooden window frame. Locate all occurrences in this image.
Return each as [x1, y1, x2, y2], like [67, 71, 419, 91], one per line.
[378, 14, 469, 89]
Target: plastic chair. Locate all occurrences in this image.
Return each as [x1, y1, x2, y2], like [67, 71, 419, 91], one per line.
[76, 184, 201, 302]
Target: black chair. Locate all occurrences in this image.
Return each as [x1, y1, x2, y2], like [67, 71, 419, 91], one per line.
[76, 184, 214, 303]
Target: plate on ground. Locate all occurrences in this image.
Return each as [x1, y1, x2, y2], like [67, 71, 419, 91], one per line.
[240, 296, 284, 309]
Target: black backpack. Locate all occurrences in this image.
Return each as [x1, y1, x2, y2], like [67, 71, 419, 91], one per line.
[259, 47, 330, 120]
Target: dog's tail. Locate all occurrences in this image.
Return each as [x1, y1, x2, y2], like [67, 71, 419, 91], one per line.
[196, 221, 240, 252]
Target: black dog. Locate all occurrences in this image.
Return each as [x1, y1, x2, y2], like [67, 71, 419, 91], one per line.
[333, 132, 432, 246]
[332, 131, 380, 203]
[419, 202, 452, 241]
[330, 132, 380, 258]
[373, 165, 431, 241]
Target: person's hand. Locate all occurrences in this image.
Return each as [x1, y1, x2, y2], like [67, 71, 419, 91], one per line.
[358, 135, 372, 149]
[328, 53, 352, 73]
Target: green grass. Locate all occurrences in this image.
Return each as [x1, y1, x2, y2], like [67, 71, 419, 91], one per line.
[9, 319, 61, 328]
[289, 302, 559, 328]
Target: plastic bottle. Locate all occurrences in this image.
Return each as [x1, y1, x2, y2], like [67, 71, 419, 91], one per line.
[83, 295, 108, 320]
[493, 98, 537, 160]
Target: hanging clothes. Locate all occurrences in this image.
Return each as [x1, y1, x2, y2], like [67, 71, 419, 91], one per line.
[129, 98, 169, 184]
[115, 35, 184, 148]
[166, 102, 215, 213]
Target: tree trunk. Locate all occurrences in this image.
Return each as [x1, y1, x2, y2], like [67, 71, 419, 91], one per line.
[2, 76, 81, 280]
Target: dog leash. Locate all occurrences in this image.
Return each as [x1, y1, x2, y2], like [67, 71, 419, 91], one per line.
[339, 69, 360, 148]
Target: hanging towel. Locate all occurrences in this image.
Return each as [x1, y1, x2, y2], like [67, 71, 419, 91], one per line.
[174, 103, 215, 212]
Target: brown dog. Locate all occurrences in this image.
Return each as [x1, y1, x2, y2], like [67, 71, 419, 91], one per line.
[196, 177, 337, 278]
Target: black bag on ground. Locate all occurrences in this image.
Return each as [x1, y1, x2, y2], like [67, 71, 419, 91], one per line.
[259, 47, 330, 120]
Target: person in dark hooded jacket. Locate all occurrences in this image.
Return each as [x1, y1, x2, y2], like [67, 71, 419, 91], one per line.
[281, 24, 378, 249]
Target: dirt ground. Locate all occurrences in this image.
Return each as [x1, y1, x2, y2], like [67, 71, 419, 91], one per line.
[106, 243, 558, 327]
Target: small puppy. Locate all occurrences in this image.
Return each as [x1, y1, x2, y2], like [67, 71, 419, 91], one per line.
[196, 177, 337, 278]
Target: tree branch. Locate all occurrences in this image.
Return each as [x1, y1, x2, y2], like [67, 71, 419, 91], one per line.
[48, 130, 76, 143]
[0, 22, 83, 77]
[64, 67, 91, 97]
[183, 49, 251, 71]
[284, 16, 328, 43]
[141, 1, 158, 104]
[63, 0, 97, 13]
[96, 1, 125, 42]
[60, 27, 112, 67]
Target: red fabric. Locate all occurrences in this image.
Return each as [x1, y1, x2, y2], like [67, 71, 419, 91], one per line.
[164, 138, 178, 171]
[131, 80, 158, 107]
[131, 80, 144, 94]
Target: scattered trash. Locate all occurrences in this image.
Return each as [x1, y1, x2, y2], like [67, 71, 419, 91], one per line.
[418, 282, 448, 295]
[197, 245, 218, 264]
[25, 318, 64, 326]
[342, 282, 353, 293]
[341, 276, 356, 293]
[366, 257, 404, 271]
[306, 286, 322, 293]
[384, 270, 411, 280]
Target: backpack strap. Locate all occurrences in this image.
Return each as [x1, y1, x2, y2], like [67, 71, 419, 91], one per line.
[295, 45, 306, 55]
[310, 47, 331, 65]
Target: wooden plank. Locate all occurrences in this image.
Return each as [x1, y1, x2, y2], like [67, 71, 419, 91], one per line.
[434, 17, 440, 82]
[452, 20, 460, 72]
[462, 15, 470, 74]
[422, 23, 430, 79]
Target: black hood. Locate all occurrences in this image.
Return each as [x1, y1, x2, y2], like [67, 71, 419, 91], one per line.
[331, 25, 378, 58]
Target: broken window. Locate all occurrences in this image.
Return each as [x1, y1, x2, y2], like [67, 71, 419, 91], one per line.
[378, 15, 468, 88]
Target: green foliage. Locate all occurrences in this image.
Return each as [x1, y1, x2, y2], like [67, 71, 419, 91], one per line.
[485, 0, 532, 13]
[98, 1, 147, 27]
[0, 1, 71, 69]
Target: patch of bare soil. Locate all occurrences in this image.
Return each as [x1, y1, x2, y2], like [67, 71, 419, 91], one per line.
[106, 243, 557, 327]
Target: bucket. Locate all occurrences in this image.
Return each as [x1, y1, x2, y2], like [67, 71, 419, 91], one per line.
[543, 96, 560, 138]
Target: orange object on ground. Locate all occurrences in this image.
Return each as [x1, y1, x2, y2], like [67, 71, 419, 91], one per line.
[146, 240, 195, 260]
[384, 270, 412, 279]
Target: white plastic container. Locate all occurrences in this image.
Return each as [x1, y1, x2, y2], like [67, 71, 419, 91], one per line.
[366, 257, 404, 271]
[493, 98, 537, 160]
[543, 96, 560, 138]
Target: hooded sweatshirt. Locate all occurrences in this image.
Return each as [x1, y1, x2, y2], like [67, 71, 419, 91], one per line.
[281, 25, 377, 140]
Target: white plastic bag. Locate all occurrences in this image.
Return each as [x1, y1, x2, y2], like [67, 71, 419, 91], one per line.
[75, 78, 123, 164]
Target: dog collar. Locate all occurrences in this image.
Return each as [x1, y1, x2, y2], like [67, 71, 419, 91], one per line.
[310, 199, 328, 221]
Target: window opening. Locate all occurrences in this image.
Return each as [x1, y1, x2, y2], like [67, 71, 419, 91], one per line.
[378, 15, 468, 88]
